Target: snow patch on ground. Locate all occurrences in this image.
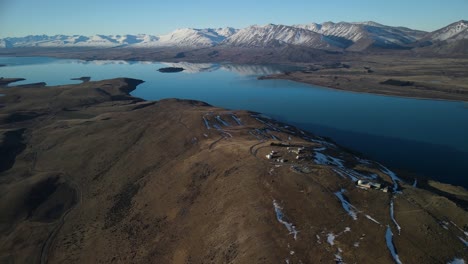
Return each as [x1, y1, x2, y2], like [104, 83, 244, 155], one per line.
[440, 221, 449, 230]
[314, 148, 374, 182]
[215, 115, 229, 126]
[334, 189, 358, 220]
[231, 115, 243, 125]
[390, 199, 402, 235]
[385, 226, 403, 264]
[314, 152, 330, 165]
[447, 258, 466, 264]
[273, 200, 298, 240]
[335, 252, 344, 263]
[202, 116, 211, 129]
[379, 164, 402, 192]
[458, 236, 468, 247]
[327, 233, 336, 245]
[365, 214, 381, 225]
[450, 221, 468, 237]
[333, 168, 359, 181]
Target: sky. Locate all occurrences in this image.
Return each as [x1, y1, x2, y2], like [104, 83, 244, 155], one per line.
[0, 0, 467, 37]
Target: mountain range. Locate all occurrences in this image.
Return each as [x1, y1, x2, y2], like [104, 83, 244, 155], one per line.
[1, 20, 467, 52]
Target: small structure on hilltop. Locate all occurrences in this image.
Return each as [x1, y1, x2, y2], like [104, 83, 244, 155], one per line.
[289, 147, 305, 155]
[266, 150, 278, 160]
[356, 180, 389, 192]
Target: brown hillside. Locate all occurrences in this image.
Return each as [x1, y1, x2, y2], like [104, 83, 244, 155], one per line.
[0, 78, 466, 263]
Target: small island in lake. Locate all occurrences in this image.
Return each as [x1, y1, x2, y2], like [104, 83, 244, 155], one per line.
[157, 67, 184, 73]
[71, 76, 91, 83]
[0, 78, 26, 87]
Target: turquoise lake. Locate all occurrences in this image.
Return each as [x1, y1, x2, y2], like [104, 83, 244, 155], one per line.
[1, 56, 467, 188]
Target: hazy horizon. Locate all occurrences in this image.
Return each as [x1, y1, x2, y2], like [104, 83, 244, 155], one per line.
[0, 0, 467, 38]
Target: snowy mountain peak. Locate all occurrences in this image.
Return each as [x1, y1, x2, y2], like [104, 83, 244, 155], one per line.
[451, 20, 468, 32]
[294, 21, 426, 50]
[222, 23, 337, 49]
[353, 21, 384, 27]
[213, 27, 238, 38]
[425, 20, 468, 42]
[156, 27, 237, 47]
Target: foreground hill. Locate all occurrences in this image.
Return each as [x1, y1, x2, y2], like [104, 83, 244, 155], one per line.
[0, 79, 466, 263]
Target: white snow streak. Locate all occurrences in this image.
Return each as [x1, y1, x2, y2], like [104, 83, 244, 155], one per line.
[385, 226, 403, 264]
[379, 164, 402, 192]
[327, 233, 336, 246]
[390, 199, 402, 235]
[215, 115, 229, 126]
[365, 214, 381, 225]
[447, 258, 466, 264]
[458, 236, 468, 247]
[334, 189, 358, 220]
[273, 200, 298, 240]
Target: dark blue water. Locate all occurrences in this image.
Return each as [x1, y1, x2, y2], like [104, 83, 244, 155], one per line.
[1, 56, 467, 188]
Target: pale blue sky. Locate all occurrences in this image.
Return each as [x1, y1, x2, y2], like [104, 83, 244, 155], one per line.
[0, 0, 466, 37]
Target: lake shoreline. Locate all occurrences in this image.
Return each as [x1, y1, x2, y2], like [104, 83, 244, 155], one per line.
[1, 48, 467, 102]
[1, 56, 467, 191]
[1, 77, 467, 198]
[259, 72, 468, 102]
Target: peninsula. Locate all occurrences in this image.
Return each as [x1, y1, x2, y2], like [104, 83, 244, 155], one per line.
[0, 78, 466, 263]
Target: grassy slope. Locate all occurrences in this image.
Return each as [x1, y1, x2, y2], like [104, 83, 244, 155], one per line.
[0, 79, 466, 263]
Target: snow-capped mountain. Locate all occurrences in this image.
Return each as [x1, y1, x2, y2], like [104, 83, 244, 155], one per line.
[294, 21, 426, 50]
[423, 20, 468, 42]
[0, 34, 159, 48]
[414, 20, 468, 54]
[0, 27, 237, 48]
[221, 24, 343, 49]
[214, 27, 238, 38]
[152, 27, 238, 47]
[0, 21, 465, 52]
[0, 39, 9, 48]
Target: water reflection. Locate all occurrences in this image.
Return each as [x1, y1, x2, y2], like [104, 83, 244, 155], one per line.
[1, 56, 467, 188]
[161, 61, 291, 75]
[161, 62, 220, 73]
[220, 64, 284, 76]
[0, 57, 294, 76]
[72, 60, 157, 66]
